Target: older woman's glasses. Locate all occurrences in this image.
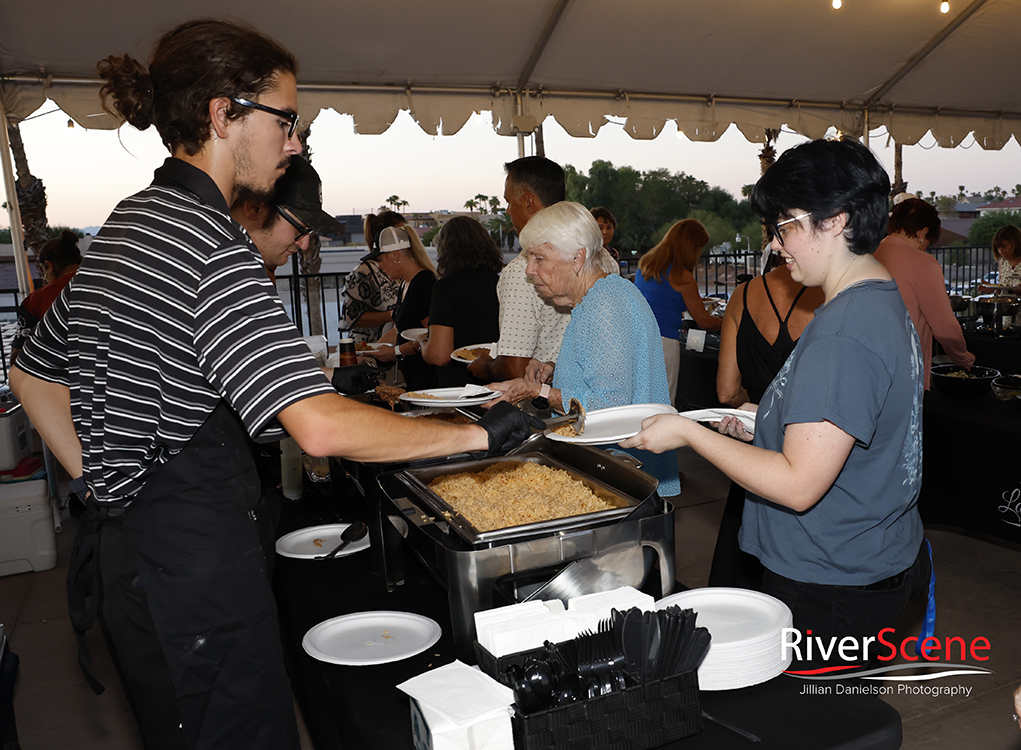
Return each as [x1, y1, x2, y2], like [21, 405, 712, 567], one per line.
[231, 97, 300, 139]
[275, 206, 316, 242]
[765, 213, 812, 247]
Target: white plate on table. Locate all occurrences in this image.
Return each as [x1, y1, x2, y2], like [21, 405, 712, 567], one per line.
[546, 403, 678, 445]
[401, 328, 428, 342]
[450, 343, 496, 365]
[678, 408, 757, 434]
[302, 611, 442, 666]
[275, 523, 371, 559]
[655, 588, 792, 690]
[399, 387, 498, 407]
[357, 343, 392, 357]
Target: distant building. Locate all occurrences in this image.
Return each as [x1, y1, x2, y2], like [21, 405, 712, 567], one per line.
[974, 197, 1021, 215]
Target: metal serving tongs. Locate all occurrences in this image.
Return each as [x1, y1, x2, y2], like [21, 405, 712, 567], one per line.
[507, 398, 586, 456]
[544, 398, 586, 435]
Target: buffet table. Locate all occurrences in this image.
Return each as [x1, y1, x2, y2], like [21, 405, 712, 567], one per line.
[962, 329, 1021, 376]
[920, 388, 1021, 544]
[273, 487, 902, 750]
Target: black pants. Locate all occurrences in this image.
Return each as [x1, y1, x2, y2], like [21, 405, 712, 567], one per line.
[762, 541, 930, 669]
[94, 404, 299, 750]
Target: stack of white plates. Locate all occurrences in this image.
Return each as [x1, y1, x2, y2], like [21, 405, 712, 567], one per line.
[656, 587, 793, 691]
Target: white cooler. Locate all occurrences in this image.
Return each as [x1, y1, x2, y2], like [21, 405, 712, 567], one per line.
[0, 480, 56, 576]
[0, 404, 32, 471]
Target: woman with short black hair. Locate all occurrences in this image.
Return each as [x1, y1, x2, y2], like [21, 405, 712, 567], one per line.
[624, 138, 929, 667]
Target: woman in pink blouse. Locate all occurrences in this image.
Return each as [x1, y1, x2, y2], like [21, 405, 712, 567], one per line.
[873, 198, 974, 389]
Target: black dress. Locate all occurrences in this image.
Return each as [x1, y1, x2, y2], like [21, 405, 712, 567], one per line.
[708, 274, 808, 590]
[429, 267, 500, 387]
[393, 269, 438, 391]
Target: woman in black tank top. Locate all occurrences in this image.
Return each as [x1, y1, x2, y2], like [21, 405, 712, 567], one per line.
[710, 264, 822, 588]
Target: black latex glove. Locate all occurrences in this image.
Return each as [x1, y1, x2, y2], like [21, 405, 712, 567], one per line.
[477, 401, 545, 456]
[331, 364, 385, 395]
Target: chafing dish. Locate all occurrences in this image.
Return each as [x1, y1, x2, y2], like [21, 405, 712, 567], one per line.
[973, 294, 1020, 332]
[377, 437, 675, 660]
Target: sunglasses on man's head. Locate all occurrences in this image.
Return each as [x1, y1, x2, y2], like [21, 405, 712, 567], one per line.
[231, 97, 300, 139]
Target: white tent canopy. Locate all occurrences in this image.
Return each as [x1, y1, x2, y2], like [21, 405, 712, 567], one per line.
[2, 0, 1021, 294]
[3, 0, 1021, 146]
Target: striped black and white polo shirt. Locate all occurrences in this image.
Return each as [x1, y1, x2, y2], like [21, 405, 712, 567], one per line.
[17, 158, 335, 504]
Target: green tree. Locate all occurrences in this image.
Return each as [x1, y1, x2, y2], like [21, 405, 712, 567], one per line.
[987, 186, 1008, 202]
[422, 225, 441, 246]
[464, 198, 479, 214]
[968, 210, 1021, 246]
[485, 211, 517, 250]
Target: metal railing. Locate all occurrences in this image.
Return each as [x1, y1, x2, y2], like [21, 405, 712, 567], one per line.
[0, 244, 1002, 367]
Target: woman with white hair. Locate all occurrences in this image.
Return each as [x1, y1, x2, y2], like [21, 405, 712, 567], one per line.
[489, 201, 680, 497]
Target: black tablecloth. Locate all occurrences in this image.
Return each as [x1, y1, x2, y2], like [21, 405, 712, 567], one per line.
[963, 329, 1021, 375]
[274, 490, 901, 750]
[920, 388, 1021, 544]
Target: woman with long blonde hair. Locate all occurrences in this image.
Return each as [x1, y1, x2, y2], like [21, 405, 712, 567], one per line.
[634, 219, 722, 403]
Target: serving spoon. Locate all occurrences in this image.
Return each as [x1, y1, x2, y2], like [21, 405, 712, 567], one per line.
[315, 521, 368, 560]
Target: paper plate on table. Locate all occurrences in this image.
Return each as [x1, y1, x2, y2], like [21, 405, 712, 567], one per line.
[401, 328, 428, 341]
[450, 343, 496, 364]
[656, 588, 792, 690]
[546, 403, 677, 444]
[275, 523, 371, 559]
[355, 343, 392, 357]
[302, 611, 442, 666]
[399, 386, 498, 406]
[678, 408, 757, 434]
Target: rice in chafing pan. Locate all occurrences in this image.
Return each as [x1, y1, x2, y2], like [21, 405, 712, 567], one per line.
[426, 460, 614, 531]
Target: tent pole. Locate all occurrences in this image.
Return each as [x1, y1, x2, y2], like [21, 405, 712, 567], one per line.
[0, 92, 33, 297]
[515, 91, 525, 158]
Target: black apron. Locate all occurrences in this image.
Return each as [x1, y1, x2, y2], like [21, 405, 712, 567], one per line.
[68, 402, 298, 750]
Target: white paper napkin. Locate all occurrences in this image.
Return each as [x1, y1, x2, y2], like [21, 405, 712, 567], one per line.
[398, 661, 514, 727]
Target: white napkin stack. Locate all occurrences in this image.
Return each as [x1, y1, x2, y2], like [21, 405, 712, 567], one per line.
[474, 587, 655, 657]
[474, 601, 567, 657]
[398, 661, 514, 750]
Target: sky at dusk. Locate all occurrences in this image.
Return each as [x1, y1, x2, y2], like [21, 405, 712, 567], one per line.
[6, 100, 1021, 232]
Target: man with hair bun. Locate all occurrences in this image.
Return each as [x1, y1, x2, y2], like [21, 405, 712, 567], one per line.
[10, 18, 534, 750]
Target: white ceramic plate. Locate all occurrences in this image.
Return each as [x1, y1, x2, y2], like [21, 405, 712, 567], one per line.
[678, 408, 757, 435]
[275, 523, 371, 560]
[399, 387, 499, 407]
[546, 403, 678, 444]
[401, 328, 429, 342]
[450, 343, 497, 365]
[302, 611, 442, 666]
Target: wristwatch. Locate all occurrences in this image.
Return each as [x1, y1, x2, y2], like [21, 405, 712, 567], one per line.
[531, 382, 551, 410]
[394, 344, 404, 362]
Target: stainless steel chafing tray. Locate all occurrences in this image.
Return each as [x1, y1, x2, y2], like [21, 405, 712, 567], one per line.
[376, 437, 675, 661]
[395, 452, 640, 546]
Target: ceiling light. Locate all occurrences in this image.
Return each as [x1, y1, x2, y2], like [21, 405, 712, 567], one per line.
[940, 1, 950, 12]
[832, 0, 842, 8]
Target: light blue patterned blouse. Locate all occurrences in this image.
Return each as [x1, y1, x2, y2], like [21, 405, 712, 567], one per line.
[553, 275, 681, 496]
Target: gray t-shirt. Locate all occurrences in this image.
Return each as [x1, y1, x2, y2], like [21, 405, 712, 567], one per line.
[739, 280, 924, 586]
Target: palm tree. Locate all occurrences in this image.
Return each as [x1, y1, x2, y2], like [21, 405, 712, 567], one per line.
[7, 121, 49, 253]
[464, 198, 479, 215]
[385, 195, 404, 211]
[296, 130, 323, 337]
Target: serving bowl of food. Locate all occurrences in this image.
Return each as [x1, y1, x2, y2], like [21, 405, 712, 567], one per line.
[990, 375, 1021, 402]
[930, 365, 1000, 400]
